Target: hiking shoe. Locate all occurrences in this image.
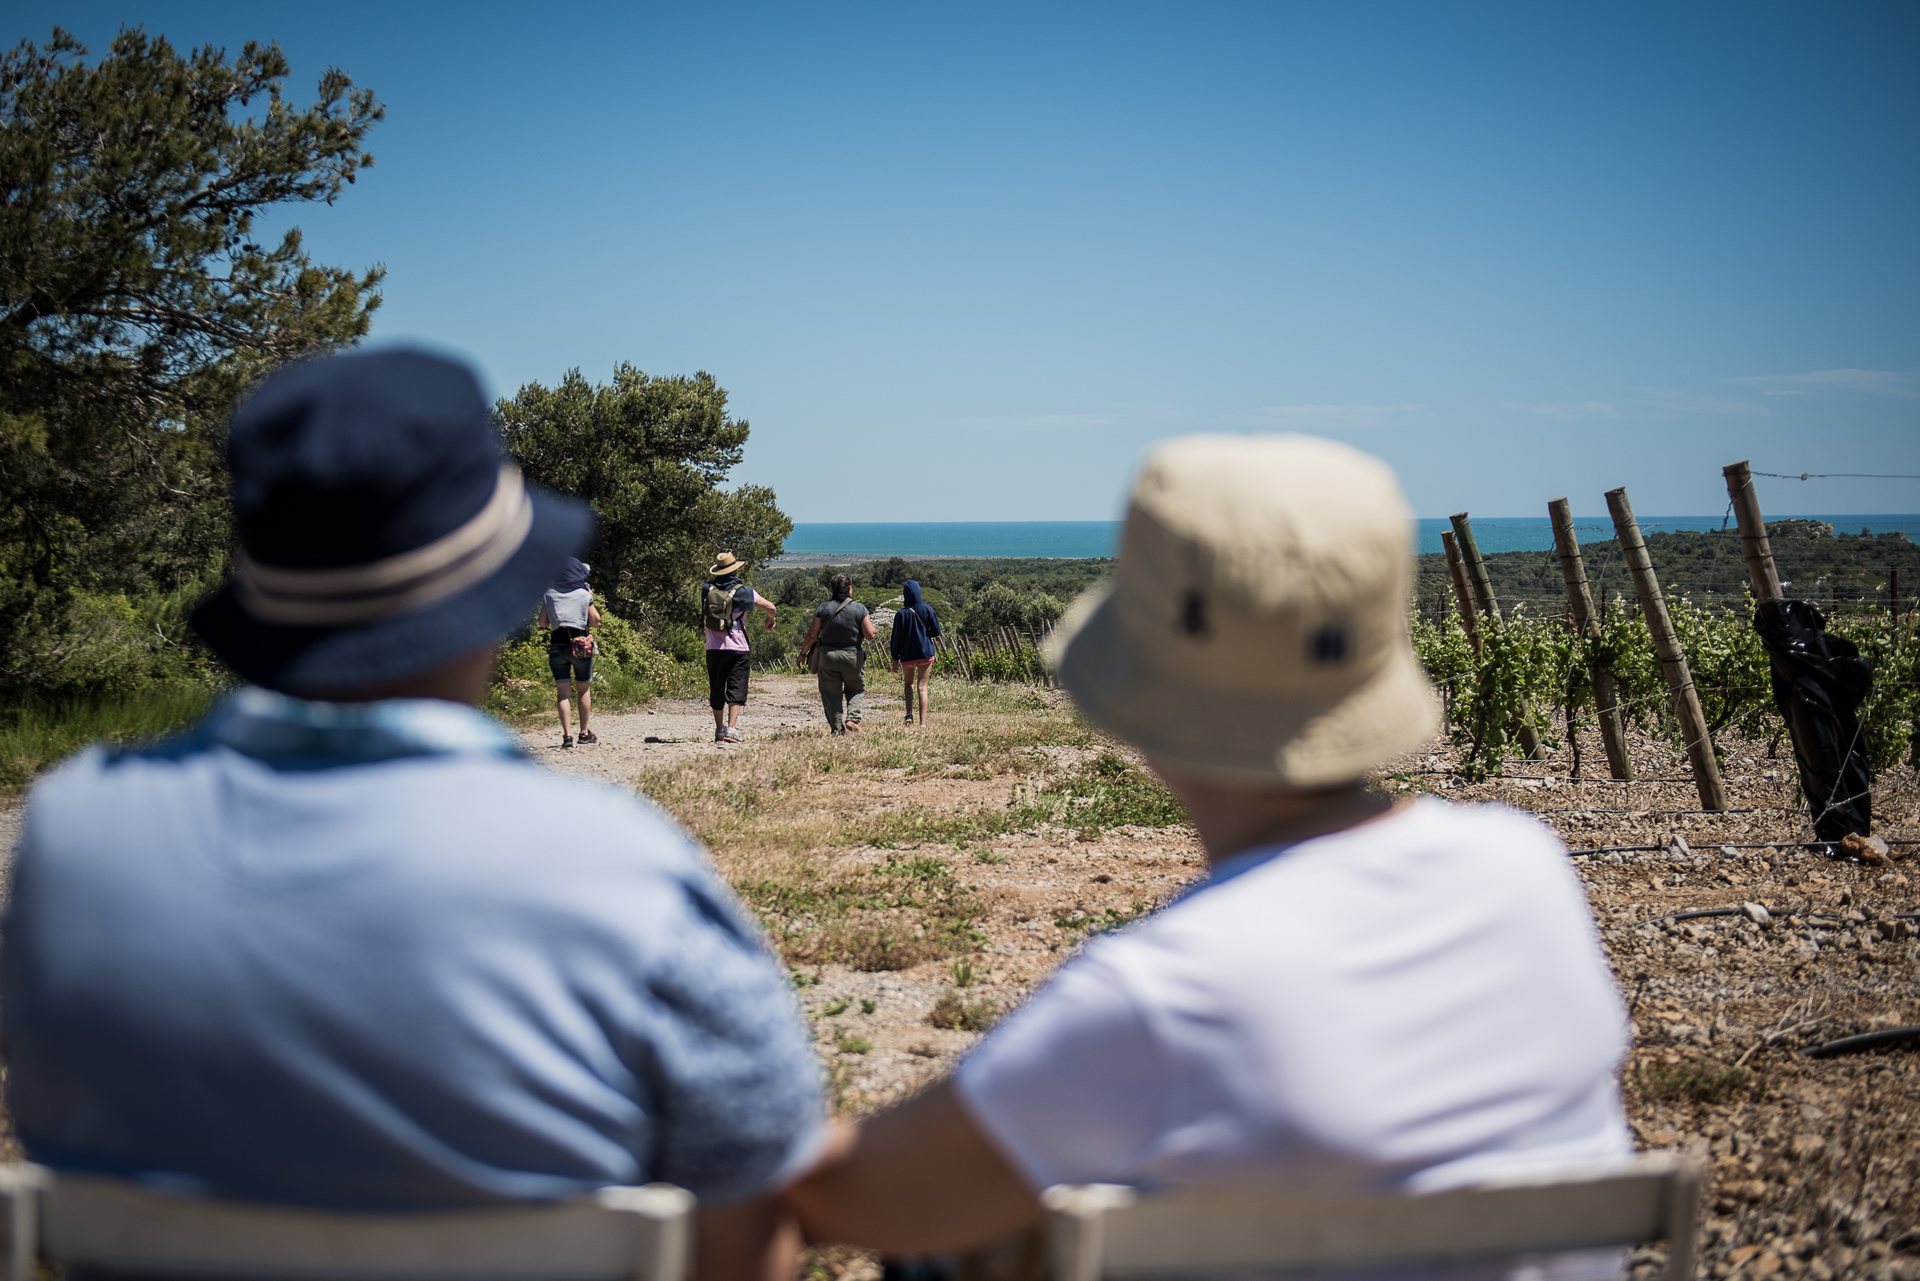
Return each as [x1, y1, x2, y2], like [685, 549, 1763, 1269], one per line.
[561, 736, 574, 749]
[904, 713, 914, 723]
[722, 726, 744, 743]
[714, 727, 727, 742]
[577, 729, 598, 745]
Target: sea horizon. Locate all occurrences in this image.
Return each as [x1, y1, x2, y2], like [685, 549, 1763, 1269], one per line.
[778, 514, 1920, 561]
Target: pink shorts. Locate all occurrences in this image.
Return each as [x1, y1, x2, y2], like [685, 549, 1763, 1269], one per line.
[899, 657, 935, 671]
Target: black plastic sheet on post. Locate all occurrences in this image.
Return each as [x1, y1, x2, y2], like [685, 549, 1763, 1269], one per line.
[1753, 599, 1873, 841]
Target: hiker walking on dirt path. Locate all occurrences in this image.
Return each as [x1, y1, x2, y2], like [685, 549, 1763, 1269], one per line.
[703, 550, 777, 744]
[0, 350, 825, 1281]
[538, 557, 600, 748]
[800, 573, 876, 734]
[889, 578, 941, 725]
[787, 436, 1630, 1274]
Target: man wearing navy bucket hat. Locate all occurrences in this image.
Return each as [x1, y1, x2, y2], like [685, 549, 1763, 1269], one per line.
[0, 349, 825, 1279]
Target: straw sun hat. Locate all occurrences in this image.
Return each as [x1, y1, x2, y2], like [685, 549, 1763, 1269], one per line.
[709, 551, 746, 578]
[1046, 435, 1440, 787]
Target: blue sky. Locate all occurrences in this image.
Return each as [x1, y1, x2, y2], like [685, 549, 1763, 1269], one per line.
[15, 3, 1920, 521]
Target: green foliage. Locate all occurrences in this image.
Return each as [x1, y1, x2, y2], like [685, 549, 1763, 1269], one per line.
[965, 640, 1045, 683]
[1, 28, 384, 699]
[1591, 596, 1663, 728]
[963, 581, 1064, 636]
[1832, 612, 1920, 771]
[495, 366, 790, 631]
[759, 557, 1108, 623]
[1413, 590, 1920, 776]
[7, 582, 226, 699]
[1669, 596, 1772, 739]
[1408, 613, 1477, 717]
[1417, 607, 1577, 779]
[1414, 521, 1920, 614]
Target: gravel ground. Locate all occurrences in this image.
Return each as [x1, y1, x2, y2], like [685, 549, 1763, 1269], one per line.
[1391, 732, 1920, 1281]
[513, 671, 833, 774]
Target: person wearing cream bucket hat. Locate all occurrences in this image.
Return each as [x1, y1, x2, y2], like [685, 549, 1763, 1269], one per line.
[1048, 434, 1440, 785]
[788, 436, 1632, 1278]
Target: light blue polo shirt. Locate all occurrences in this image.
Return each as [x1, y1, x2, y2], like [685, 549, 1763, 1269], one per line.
[0, 689, 824, 1210]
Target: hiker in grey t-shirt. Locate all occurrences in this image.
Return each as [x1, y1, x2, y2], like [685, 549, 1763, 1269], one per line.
[537, 558, 600, 749]
[800, 573, 877, 734]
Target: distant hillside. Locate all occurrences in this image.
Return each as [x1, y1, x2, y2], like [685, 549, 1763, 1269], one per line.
[766, 521, 1919, 625]
[1416, 520, 1920, 617]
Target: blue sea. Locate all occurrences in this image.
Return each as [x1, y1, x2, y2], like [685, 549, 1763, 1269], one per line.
[781, 515, 1920, 560]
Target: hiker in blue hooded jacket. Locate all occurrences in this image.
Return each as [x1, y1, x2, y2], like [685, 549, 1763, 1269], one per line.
[889, 579, 942, 726]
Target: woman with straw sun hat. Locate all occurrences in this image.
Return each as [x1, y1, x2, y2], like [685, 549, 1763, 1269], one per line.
[702, 549, 777, 743]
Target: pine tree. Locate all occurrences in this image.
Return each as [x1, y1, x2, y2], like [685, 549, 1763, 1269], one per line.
[0, 27, 384, 694]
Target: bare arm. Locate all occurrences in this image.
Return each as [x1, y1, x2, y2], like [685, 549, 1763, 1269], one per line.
[783, 1082, 1039, 1255]
[859, 614, 878, 641]
[694, 1196, 801, 1281]
[754, 594, 778, 628]
[587, 602, 602, 627]
[536, 602, 551, 628]
[801, 616, 823, 651]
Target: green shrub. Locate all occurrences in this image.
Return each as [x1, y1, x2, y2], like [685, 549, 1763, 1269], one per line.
[5, 584, 224, 701]
[1832, 611, 1920, 770]
[1, 684, 214, 788]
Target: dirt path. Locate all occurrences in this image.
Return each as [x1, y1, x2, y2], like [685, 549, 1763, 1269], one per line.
[511, 673, 873, 779]
[0, 800, 19, 907]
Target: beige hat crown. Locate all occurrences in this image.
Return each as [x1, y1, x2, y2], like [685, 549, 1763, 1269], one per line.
[1047, 434, 1440, 786]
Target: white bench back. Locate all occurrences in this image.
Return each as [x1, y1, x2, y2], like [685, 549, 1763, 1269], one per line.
[1042, 1152, 1702, 1281]
[0, 1164, 691, 1281]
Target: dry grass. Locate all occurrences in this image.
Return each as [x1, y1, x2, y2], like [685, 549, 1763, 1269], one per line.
[927, 990, 1001, 1032]
[633, 684, 1185, 974]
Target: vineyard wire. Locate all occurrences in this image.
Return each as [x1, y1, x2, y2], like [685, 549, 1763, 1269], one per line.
[1750, 471, 1920, 481]
[1567, 839, 1920, 858]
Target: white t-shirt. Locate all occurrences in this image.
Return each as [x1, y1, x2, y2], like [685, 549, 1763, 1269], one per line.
[955, 798, 1630, 1280]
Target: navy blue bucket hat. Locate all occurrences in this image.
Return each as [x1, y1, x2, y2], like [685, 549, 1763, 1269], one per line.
[192, 347, 594, 693]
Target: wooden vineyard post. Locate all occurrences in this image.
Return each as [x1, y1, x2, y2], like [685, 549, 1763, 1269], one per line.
[1548, 498, 1633, 780]
[1449, 512, 1543, 760]
[1448, 513, 1499, 619]
[1606, 486, 1729, 811]
[1721, 460, 1785, 603]
[1440, 530, 1483, 654]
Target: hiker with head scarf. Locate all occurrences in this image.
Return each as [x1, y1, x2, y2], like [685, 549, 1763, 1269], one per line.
[538, 557, 601, 748]
[889, 580, 942, 726]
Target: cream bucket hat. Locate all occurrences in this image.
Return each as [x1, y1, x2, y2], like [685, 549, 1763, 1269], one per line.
[1047, 434, 1440, 787]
